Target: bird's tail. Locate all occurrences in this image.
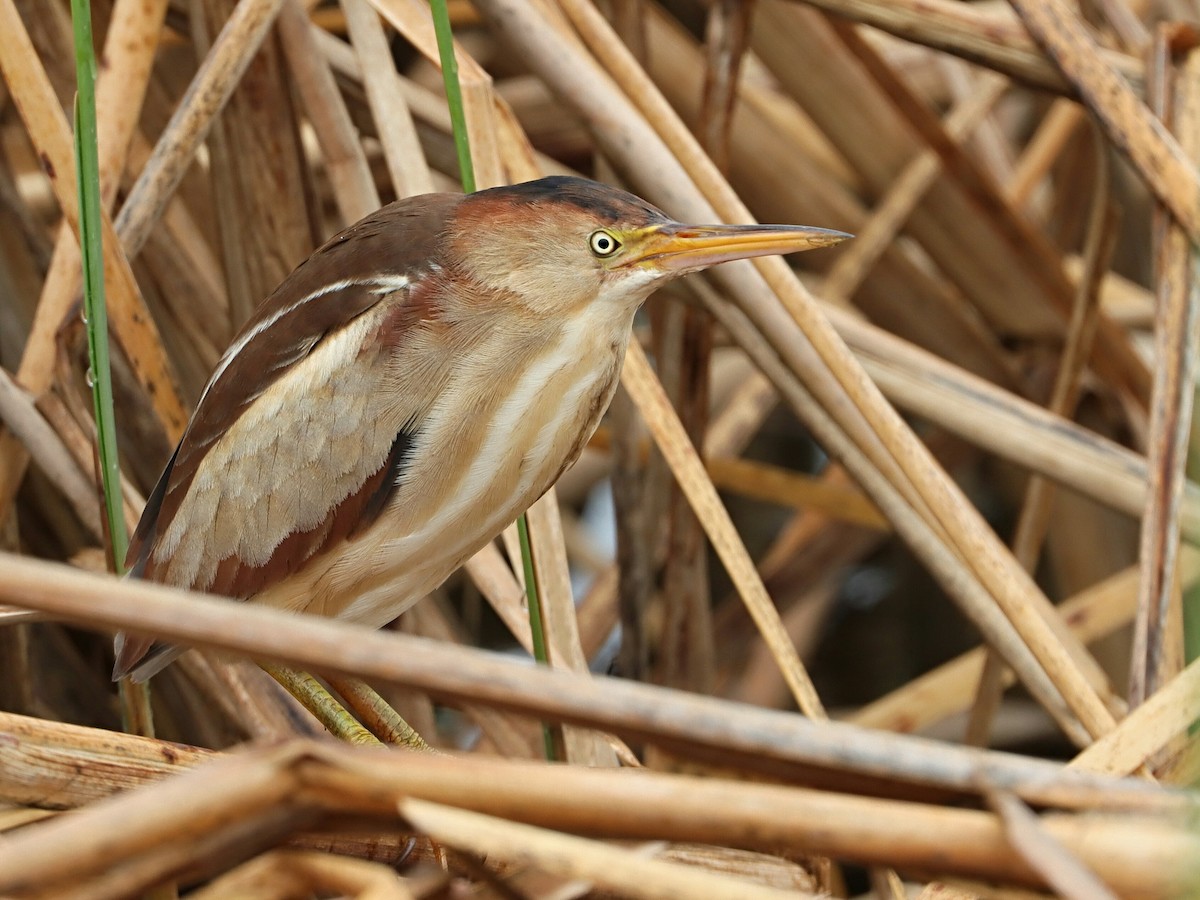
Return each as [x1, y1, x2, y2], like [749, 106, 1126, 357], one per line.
[112, 632, 183, 683]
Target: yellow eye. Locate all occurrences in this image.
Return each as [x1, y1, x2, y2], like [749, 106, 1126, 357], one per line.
[588, 230, 622, 257]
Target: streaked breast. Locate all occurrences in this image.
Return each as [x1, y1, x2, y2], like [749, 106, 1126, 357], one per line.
[274, 303, 633, 625]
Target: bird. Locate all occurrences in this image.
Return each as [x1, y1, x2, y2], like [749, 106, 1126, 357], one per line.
[113, 175, 847, 681]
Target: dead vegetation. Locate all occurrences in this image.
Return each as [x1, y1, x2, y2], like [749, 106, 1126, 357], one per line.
[0, 0, 1198, 897]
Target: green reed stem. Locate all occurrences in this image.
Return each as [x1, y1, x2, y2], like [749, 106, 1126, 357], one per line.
[70, 0, 127, 569]
[430, 0, 476, 194]
[70, 0, 156, 759]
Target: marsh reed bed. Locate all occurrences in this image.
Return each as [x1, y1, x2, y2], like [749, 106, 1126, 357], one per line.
[0, 0, 1198, 896]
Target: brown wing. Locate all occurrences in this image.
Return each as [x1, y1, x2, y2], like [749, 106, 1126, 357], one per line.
[114, 194, 458, 679]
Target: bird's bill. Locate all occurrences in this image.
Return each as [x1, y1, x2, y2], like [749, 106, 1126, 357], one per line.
[625, 222, 851, 273]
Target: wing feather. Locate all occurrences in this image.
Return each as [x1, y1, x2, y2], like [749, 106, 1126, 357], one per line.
[115, 194, 459, 679]
[145, 301, 413, 593]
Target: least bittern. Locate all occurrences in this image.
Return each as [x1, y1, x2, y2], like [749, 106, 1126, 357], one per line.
[113, 176, 846, 684]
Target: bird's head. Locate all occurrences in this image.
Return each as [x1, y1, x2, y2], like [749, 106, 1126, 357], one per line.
[447, 176, 849, 318]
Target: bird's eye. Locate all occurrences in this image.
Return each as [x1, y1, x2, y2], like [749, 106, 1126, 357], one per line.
[588, 230, 622, 257]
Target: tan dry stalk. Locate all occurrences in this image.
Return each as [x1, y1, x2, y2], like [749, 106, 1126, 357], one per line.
[966, 143, 1120, 747]
[638, 3, 1011, 384]
[824, 15, 1149, 403]
[0, 556, 1181, 812]
[984, 788, 1117, 900]
[1006, 102, 1087, 209]
[783, 0, 1143, 95]
[820, 73, 1010, 304]
[1009, 0, 1200, 240]
[277, 0, 381, 224]
[400, 601, 548, 760]
[399, 798, 817, 900]
[1, 710, 214, 809]
[696, 282, 1088, 745]
[753, 4, 1062, 343]
[1071, 655, 1200, 777]
[853, 553, 1200, 738]
[0, 734, 1193, 896]
[188, 850, 415, 899]
[704, 366, 777, 458]
[692, 293, 1197, 537]
[10, 0, 168, 399]
[0, 369, 102, 539]
[462, 541, 534, 649]
[526, 487, 622, 765]
[0, 0, 187, 437]
[367, 0, 503, 188]
[1129, 42, 1200, 705]
[502, 0, 1117, 742]
[342, 0, 434, 197]
[195, 0, 315, 327]
[622, 344, 825, 718]
[114, 0, 287, 261]
[703, 456, 888, 529]
[835, 310, 1200, 540]
[176, 654, 308, 741]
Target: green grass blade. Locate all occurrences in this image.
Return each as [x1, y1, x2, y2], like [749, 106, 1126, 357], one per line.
[72, 0, 156, 741]
[430, 0, 475, 194]
[517, 514, 558, 760]
[70, 0, 128, 571]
